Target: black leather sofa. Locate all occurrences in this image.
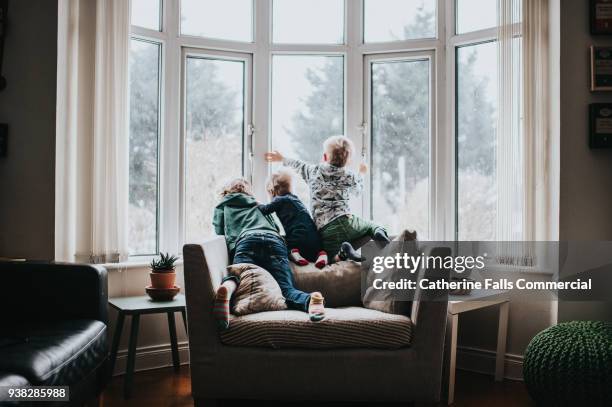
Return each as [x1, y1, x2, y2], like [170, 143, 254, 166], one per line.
[0, 262, 109, 406]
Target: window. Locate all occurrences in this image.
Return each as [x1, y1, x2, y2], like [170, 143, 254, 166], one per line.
[184, 54, 249, 243]
[368, 56, 432, 238]
[271, 55, 344, 202]
[126, 1, 525, 256]
[128, 39, 161, 255]
[273, 0, 345, 44]
[364, 0, 436, 43]
[180, 0, 253, 42]
[131, 0, 161, 31]
[456, 0, 497, 34]
[456, 42, 498, 241]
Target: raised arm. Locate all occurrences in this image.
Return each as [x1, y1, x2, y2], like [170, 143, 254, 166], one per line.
[264, 150, 317, 183]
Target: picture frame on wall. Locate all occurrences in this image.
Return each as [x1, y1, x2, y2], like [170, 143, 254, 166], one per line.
[590, 46, 612, 91]
[591, 0, 612, 35]
[589, 104, 612, 148]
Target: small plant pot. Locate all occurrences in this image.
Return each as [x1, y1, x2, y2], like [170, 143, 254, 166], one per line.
[150, 271, 176, 289]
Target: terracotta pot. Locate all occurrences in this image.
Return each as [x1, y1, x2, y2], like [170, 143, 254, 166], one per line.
[150, 271, 176, 289]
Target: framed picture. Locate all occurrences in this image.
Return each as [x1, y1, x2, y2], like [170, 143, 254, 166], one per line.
[591, 0, 612, 35]
[589, 104, 612, 148]
[590, 46, 612, 91]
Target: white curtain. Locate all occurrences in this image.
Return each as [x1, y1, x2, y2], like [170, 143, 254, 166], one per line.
[56, 0, 130, 263]
[496, 0, 549, 264]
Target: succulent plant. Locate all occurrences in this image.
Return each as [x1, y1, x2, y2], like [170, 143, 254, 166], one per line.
[150, 252, 178, 273]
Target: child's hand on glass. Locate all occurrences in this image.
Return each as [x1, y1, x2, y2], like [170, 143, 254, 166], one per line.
[265, 151, 284, 162]
[359, 163, 368, 174]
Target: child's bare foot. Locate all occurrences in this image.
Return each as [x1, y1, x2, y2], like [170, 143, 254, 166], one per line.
[337, 242, 365, 262]
[315, 251, 328, 269]
[290, 249, 309, 266]
[213, 280, 237, 330]
[308, 292, 325, 322]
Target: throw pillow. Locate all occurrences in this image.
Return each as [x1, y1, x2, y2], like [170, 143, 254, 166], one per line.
[292, 260, 362, 308]
[227, 263, 287, 315]
[362, 230, 418, 316]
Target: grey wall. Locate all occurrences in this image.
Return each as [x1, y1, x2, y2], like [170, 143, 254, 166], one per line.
[557, 0, 612, 322]
[0, 0, 57, 260]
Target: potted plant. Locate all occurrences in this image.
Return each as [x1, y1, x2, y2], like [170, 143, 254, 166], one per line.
[149, 253, 178, 289]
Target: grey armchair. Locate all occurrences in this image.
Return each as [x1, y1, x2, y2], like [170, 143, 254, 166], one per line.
[183, 236, 449, 405]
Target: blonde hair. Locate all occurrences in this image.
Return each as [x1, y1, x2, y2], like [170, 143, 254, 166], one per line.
[266, 170, 293, 197]
[220, 178, 253, 197]
[323, 135, 354, 167]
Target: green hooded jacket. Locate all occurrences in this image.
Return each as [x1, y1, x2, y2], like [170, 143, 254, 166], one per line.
[213, 193, 279, 253]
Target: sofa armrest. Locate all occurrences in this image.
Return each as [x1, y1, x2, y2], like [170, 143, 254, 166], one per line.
[408, 246, 450, 400]
[0, 261, 108, 324]
[183, 236, 229, 357]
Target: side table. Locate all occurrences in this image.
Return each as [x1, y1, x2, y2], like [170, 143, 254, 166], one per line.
[108, 294, 187, 399]
[445, 290, 510, 405]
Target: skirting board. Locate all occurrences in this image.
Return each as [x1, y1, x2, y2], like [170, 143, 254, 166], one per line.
[457, 345, 524, 381]
[113, 342, 524, 381]
[112, 341, 191, 376]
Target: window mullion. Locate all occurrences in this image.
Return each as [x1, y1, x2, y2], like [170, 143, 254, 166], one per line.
[347, 0, 364, 217]
[159, 0, 181, 254]
[252, 0, 271, 200]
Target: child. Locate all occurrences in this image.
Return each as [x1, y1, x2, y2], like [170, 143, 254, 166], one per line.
[212, 178, 325, 327]
[265, 135, 390, 261]
[259, 170, 362, 268]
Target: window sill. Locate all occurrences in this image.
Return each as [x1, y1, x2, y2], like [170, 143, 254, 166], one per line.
[102, 258, 184, 271]
[483, 263, 554, 276]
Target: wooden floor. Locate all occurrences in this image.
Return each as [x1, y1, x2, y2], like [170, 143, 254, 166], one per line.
[102, 366, 535, 407]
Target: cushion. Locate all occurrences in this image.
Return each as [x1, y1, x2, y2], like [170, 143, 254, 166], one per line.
[0, 319, 107, 385]
[292, 260, 362, 308]
[362, 230, 418, 316]
[220, 307, 412, 349]
[228, 263, 287, 315]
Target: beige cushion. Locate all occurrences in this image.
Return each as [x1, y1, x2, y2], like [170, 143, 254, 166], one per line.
[362, 230, 418, 316]
[227, 263, 287, 315]
[220, 307, 412, 349]
[291, 261, 362, 308]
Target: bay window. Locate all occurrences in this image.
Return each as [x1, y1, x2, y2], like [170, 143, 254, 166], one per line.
[127, 0, 526, 256]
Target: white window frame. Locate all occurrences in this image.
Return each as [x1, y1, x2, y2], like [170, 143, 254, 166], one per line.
[363, 51, 437, 239]
[128, 0, 518, 257]
[179, 48, 254, 242]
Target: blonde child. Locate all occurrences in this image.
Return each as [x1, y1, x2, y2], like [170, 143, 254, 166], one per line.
[265, 136, 389, 261]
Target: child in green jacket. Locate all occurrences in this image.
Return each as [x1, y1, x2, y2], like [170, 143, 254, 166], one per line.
[212, 178, 325, 329]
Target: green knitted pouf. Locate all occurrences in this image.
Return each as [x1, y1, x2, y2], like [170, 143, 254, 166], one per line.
[523, 321, 612, 406]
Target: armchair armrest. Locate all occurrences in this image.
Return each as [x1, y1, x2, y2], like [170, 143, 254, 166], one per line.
[0, 261, 108, 324]
[183, 236, 229, 357]
[409, 246, 451, 401]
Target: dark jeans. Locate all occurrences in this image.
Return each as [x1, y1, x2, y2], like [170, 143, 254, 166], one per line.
[232, 232, 311, 312]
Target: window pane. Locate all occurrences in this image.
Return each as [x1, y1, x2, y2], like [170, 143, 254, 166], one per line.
[185, 57, 245, 242]
[364, 0, 436, 43]
[181, 0, 253, 42]
[273, 0, 344, 44]
[456, 0, 497, 34]
[129, 39, 161, 255]
[456, 42, 498, 240]
[271, 55, 344, 205]
[131, 0, 161, 31]
[371, 59, 430, 238]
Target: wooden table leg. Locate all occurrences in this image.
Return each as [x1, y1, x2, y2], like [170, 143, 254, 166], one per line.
[446, 313, 459, 405]
[168, 311, 180, 371]
[124, 314, 140, 399]
[495, 301, 510, 382]
[108, 312, 124, 378]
